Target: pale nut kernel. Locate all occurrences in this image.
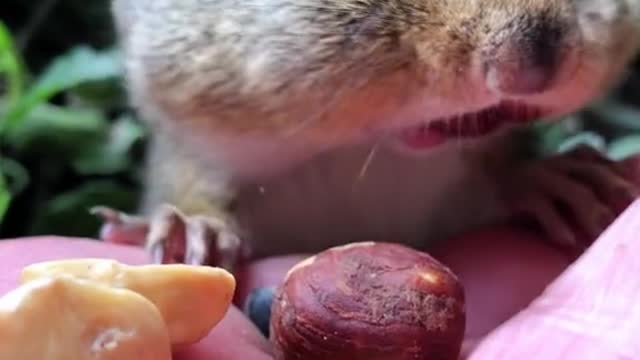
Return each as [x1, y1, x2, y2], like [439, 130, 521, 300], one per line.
[0, 275, 171, 360]
[21, 259, 236, 347]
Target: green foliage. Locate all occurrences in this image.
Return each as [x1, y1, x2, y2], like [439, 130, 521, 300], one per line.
[0, 20, 144, 238]
[0, 176, 10, 222]
[1, 46, 122, 134]
[532, 98, 640, 159]
[28, 181, 138, 237]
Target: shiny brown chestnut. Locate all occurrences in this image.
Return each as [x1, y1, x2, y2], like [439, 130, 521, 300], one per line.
[270, 242, 466, 360]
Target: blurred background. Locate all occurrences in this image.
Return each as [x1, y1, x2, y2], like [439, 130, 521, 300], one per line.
[1, 0, 640, 240]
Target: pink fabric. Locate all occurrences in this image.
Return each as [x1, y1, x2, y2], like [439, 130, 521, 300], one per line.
[469, 200, 640, 360]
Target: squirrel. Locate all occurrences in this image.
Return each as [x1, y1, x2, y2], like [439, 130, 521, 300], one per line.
[95, 0, 640, 273]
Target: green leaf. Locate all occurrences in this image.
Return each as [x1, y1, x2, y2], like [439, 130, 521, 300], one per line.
[0, 21, 27, 103]
[608, 135, 640, 160]
[557, 131, 607, 154]
[1, 46, 122, 134]
[0, 174, 10, 223]
[34, 46, 122, 94]
[68, 77, 127, 109]
[530, 116, 583, 155]
[72, 115, 147, 175]
[0, 156, 29, 225]
[28, 181, 139, 237]
[588, 100, 640, 131]
[0, 157, 30, 195]
[4, 103, 108, 155]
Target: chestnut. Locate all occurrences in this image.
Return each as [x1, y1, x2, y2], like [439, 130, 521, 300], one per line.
[270, 242, 466, 360]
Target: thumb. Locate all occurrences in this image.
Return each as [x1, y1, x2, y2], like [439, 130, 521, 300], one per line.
[468, 200, 640, 359]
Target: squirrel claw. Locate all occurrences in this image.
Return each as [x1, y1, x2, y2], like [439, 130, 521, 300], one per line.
[91, 204, 244, 271]
[91, 206, 149, 247]
[500, 145, 640, 253]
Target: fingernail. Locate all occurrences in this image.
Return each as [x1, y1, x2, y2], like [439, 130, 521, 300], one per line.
[150, 245, 166, 264]
[244, 287, 277, 337]
[89, 206, 120, 224]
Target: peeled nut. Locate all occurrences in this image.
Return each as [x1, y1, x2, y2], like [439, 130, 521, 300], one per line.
[270, 242, 466, 360]
[21, 258, 236, 346]
[0, 275, 171, 360]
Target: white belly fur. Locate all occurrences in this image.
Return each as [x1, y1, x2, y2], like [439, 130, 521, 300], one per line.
[232, 138, 504, 258]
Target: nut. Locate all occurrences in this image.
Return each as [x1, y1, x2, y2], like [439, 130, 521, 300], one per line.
[21, 258, 236, 346]
[0, 275, 171, 360]
[270, 242, 466, 360]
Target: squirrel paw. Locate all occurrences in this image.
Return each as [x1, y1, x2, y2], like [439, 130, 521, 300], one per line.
[91, 204, 244, 271]
[499, 146, 640, 252]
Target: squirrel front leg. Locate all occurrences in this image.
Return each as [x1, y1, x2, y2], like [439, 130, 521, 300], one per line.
[465, 127, 639, 255]
[94, 132, 246, 272]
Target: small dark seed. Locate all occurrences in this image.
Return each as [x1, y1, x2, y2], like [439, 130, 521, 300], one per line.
[243, 287, 277, 337]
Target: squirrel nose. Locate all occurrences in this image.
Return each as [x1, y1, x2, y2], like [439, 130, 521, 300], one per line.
[483, 16, 569, 95]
